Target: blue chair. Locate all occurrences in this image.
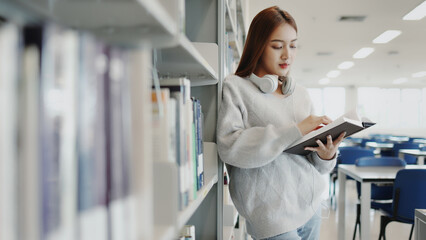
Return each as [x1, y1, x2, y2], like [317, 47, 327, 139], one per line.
[392, 142, 421, 164]
[360, 138, 371, 148]
[352, 157, 406, 240]
[378, 169, 426, 240]
[339, 147, 375, 165]
[329, 147, 375, 205]
[408, 137, 426, 143]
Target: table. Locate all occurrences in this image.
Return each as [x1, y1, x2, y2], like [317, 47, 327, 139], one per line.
[337, 165, 426, 240]
[365, 142, 394, 156]
[399, 149, 426, 165]
[413, 139, 426, 145]
[415, 209, 426, 240]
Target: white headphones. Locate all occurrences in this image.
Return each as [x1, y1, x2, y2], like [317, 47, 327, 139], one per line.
[249, 73, 295, 96]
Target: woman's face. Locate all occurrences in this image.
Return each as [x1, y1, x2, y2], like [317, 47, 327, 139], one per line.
[255, 23, 298, 77]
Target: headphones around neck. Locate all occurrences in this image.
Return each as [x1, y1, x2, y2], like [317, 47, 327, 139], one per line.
[249, 73, 295, 96]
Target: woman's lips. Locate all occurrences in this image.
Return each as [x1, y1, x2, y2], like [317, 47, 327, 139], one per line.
[279, 63, 288, 69]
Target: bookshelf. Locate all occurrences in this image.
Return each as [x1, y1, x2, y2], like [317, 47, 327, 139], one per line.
[0, 0, 248, 239]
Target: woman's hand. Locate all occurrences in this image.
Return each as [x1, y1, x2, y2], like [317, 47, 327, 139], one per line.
[305, 132, 347, 160]
[297, 115, 333, 136]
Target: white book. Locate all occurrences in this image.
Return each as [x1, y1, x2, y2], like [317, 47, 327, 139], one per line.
[127, 47, 153, 240]
[76, 34, 108, 240]
[152, 88, 172, 163]
[159, 78, 196, 201]
[0, 23, 19, 240]
[18, 40, 42, 240]
[170, 91, 189, 210]
[39, 24, 79, 240]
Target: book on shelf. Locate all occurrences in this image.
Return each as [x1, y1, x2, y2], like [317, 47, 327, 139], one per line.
[170, 91, 190, 210]
[38, 23, 79, 240]
[19, 25, 42, 240]
[151, 88, 177, 164]
[192, 98, 204, 191]
[76, 34, 108, 240]
[127, 46, 154, 240]
[107, 48, 135, 240]
[158, 78, 197, 205]
[284, 109, 375, 155]
[0, 22, 19, 240]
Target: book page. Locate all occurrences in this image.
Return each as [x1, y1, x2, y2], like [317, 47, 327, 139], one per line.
[289, 109, 364, 147]
[341, 108, 361, 122]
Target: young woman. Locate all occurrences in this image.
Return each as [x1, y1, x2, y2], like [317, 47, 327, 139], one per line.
[217, 6, 346, 240]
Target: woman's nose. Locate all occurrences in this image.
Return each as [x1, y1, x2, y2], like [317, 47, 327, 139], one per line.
[281, 47, 289, 59]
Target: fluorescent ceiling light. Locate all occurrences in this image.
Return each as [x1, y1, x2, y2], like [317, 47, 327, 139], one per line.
[326, 70, 341, 78]
[338, 61, 354, 70]
[393, 77, 408, 84]
[403, 1, 426, 20]
[319, 78, 330, 85]
[412, 71, 426, 78]
[373, 30, 401, 44]
[353, 47, 375, 59]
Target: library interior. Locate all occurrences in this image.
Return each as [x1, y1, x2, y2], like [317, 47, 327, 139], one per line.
[1, 0, 426, 240]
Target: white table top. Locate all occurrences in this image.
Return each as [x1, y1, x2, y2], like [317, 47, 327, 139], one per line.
[415, 209, 426, 222]
[399, 149, 426, 157]
[338, 164, 426, 183]
[365, 141, 394, 149]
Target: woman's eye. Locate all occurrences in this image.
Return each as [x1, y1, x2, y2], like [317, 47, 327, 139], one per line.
[272, 46, 282, 49]
[290, 45, 297, 49]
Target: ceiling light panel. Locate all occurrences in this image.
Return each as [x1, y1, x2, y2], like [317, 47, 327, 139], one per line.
[353, 47, 375, 59]
[338, 61, 354, 70]
[327, 70, 341, 78]
[319, 78, 330, 85]
[373, 30, 401, 44]
[393, 77, 408, 84]
[403, 1, 426, 20]
[412, 71, 426, 78]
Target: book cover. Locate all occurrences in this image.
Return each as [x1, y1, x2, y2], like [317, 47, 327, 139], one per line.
[76, 33, 108, 240]
[126, 47, 153, 240]
[285, 109, 375, 155]
[0, 22, 19, 240]
[159, 78, 196, 202]
[169, 91, 189, 210]
[38, 24, 79, 240]
[107, 48, 133, 240]
[18, 25, 43, 240]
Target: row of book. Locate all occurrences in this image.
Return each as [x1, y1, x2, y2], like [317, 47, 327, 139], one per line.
[0, 21, 153, 240]
[152, 78, 205, 211]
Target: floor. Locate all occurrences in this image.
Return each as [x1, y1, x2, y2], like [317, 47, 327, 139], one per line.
[319, 180, 414, 240]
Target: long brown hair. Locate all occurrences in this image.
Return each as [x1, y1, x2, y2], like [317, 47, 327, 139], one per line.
[235, 6, 298, 77]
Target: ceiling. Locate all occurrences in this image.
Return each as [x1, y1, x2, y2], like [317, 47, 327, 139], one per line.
[247, 0, 426, 88]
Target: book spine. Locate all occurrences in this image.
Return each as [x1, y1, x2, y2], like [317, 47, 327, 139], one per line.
[0, 23, 19, 240]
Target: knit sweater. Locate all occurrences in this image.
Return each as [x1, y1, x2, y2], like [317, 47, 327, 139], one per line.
[217, 74, 336, 239]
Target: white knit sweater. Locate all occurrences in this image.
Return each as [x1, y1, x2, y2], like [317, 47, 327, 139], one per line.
[217, 74, 336, 239]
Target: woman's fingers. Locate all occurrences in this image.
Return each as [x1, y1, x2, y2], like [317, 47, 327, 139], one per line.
[320, 115, 333, 125]
[298, 115, 333, 136]
[334, 132, 346, 145]
[304, 132, 346, 160]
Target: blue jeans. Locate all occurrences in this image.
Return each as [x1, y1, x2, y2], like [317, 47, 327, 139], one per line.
[253, 210, 322, 240]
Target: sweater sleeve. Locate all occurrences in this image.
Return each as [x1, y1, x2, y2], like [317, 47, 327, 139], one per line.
[307, 152, 337, 174]
[217, 80, 303, 169]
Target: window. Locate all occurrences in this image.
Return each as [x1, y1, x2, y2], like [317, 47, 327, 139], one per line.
[357, 87, 426, 129]
[307, 87, 346, 120]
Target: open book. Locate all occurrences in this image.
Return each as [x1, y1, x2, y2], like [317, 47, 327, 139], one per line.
[284, 109, 375, 155]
